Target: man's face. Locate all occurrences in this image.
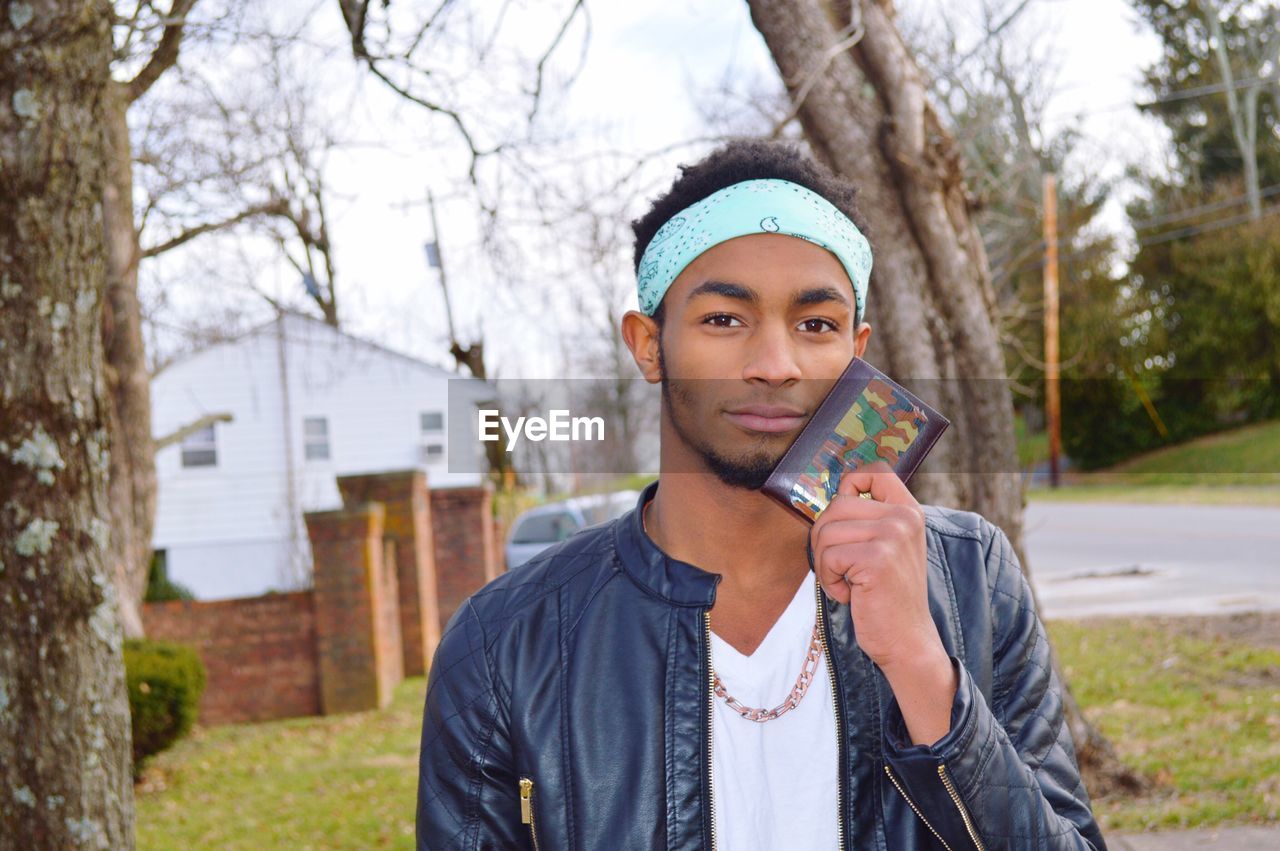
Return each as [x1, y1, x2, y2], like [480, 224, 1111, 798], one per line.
[647, 233, 870, 490]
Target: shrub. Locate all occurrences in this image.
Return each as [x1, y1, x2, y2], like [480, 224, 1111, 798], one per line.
[145, 552, 195, 602]
[123, 639, 207, 777]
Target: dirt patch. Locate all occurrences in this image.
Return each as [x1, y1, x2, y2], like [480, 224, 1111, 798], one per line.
[1070, 611, 1280, 653]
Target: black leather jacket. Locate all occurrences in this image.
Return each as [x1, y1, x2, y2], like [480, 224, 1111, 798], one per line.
[417, 480, 1108, 850]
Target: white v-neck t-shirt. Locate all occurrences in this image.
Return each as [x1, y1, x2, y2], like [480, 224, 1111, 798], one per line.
[708, 570, 840, 849]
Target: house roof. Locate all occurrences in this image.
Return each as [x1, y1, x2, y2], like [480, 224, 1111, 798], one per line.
[160, 307, 488, 387]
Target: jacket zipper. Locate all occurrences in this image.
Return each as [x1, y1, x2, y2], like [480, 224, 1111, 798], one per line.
[884, 763, 953, 851]
[703, 610, 718, 850]
[939, 763, 987, 851]
[519, 776, 540, 851]
[882, 762, 986, 851]
[813, 580, 848, 851]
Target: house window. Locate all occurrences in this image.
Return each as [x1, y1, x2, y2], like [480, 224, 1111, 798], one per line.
[420, 411, 444, 463]
[180, 424, 218, 468]
[303, 416, 330, 461]
[421, 411, 444, 433]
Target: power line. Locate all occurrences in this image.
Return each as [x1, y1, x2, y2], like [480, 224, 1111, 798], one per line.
[999, 198, 1280, 280]
[1131, 182, 1280, 231]
[1135, 200, 1280, 248]
[1043, 72, 1280, 123]
[1138, 73, 1280, 108]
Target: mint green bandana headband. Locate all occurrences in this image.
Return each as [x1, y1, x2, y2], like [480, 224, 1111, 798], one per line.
[636, 178, 873, 323]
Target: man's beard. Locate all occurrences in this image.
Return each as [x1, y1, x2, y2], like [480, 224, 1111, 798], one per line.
[658, 342, 784, 490]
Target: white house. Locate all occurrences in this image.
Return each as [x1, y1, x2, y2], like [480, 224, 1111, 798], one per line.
[150, 310, 490, 601]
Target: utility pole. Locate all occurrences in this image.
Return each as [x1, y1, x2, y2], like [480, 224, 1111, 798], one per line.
[425, 188, 457, 343]
[1043, 172, 1062, 488]
[425, 188, 513, 490]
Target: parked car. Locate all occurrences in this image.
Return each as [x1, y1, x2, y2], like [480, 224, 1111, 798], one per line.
[505, 490, 640, 569]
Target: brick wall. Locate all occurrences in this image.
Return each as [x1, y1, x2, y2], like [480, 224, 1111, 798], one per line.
[142, 591, 320, 726]
[142, 471, 502, 727]
[430, 484, 499, 633]
[336, 470, 441, 675]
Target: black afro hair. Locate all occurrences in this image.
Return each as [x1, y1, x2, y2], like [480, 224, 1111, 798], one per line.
[630, 139, 872, 323]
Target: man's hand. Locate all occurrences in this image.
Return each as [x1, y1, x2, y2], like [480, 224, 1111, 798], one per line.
[810, 461, 958, 745]
[810, 461, 936, 669]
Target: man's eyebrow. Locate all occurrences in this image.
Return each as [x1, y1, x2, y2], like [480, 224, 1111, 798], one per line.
[686, 280, 852, 311]
[686, 280, 758, 304]
[791, 287, 851, 310]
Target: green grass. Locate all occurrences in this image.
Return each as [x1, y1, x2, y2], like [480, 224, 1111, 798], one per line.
[136, 620, 1280, 844]
[136, 678, 427, 850]
[1048, 618, 1280, 832]
[1098, 418, 1280, 483]
[1027, 419, 1280, 504]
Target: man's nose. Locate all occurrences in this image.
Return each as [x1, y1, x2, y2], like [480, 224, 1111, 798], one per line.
[742, 321, 803, 385]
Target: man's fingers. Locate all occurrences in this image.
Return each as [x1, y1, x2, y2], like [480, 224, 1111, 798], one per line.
[811, 515, 880, 555]
[818, 476, 895, 525]
[816, 540, 884, 593]
[820, 581, 851, 605]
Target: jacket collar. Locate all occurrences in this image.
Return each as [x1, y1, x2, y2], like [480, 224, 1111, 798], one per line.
[613, 479, 721, 608]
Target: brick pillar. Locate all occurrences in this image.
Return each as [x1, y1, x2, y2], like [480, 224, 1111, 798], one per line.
[379, 538, 405, 691]
[336, 471, 442, 676]
[305, 502, 398, 714]
[429, 484, 498, 634]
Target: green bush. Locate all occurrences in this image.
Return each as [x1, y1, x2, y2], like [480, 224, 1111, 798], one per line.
[145, 551, 195, 602]
[123, 639, 207, 777]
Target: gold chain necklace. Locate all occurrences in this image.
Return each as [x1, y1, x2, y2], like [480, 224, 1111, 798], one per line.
[642, 498, 823, 723]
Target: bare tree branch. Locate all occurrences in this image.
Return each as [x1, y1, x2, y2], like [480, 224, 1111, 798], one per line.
[363, 62, 498, 182]
[140, 198, 288, 258]
[126, 0, 200, 103]
[154, 411, 233, 449]
[527, 0, 588, 123]
[336, 0, 372, 57]
[403, 0, 459, 59]
[934, 0, 1037, 81]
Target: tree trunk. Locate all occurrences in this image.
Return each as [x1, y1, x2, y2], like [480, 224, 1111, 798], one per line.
[0, 1, 138, 846]
[747, 0, 1145, 797]
[99, 83, 154, 637]
[101, 83, 155, 639]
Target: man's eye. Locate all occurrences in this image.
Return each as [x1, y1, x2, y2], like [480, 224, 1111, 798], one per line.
[703, 314, 742, 328]
[799, 318, 839, 333]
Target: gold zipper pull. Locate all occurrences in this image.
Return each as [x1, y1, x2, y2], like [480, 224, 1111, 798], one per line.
[519, 777, 533, 824]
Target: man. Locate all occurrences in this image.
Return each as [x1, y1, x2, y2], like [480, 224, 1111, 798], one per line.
[417, 139, 1107, 850]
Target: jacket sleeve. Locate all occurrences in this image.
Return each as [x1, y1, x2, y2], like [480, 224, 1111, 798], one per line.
[416, 598, 526, 851]
[880, 522, 1109, 851]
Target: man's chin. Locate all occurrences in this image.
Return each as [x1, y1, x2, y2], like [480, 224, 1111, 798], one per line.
[701, 450, 781, 491]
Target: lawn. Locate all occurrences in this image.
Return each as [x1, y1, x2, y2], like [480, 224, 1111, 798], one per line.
[136, 617, 1280, 845]
[1047, 616, 1280, 832]
[1027, 419, 1280, 504]
[135, 678, 426, 850]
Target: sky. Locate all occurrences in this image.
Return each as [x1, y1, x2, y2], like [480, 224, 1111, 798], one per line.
[144, 0, 1169, 380]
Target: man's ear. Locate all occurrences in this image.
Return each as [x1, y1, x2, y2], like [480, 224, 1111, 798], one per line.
[853, 321, 872, 359]
[621, 310, 663, 384]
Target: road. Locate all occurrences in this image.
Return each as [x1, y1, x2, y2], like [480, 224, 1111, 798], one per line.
[1021, 502, 1280, 619]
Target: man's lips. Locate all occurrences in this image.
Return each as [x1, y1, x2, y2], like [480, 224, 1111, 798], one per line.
[723, 405, 808, 434]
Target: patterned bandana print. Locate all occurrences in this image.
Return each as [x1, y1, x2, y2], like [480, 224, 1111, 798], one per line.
[635, 178, 873, 322]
